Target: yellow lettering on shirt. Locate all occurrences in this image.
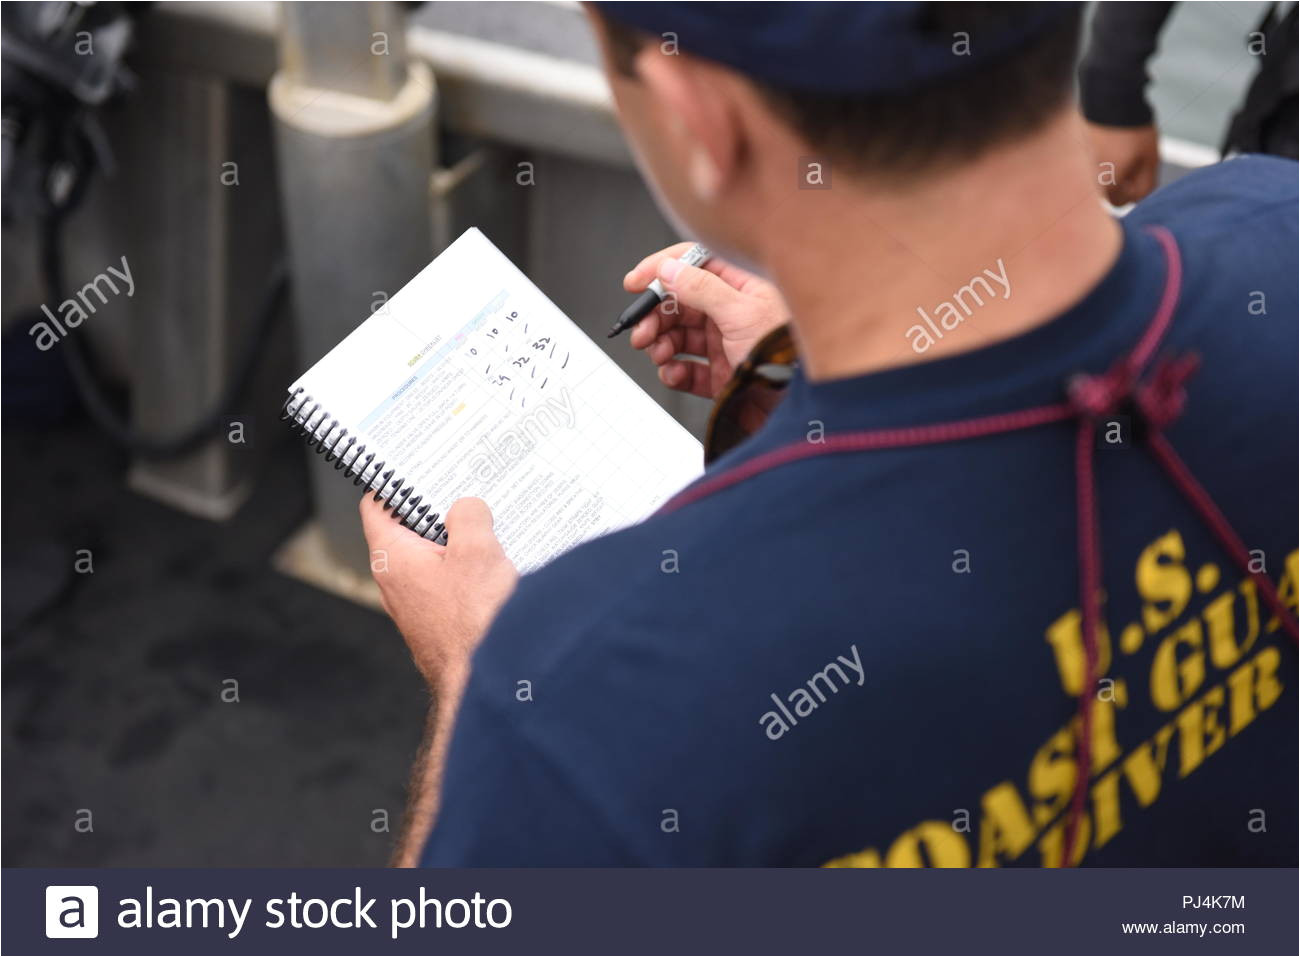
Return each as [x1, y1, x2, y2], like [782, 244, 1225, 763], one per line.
[1225, 644, 1281, 737]
[885, 821, 971, 868]
[1136, 529, 1192, 632]
[1176, 684, 1226, 778]
[1035, 810, 1090, 868]
[1150, 618, 1205, 711]
[1247, 645, 1283, 714]
[1044, 606, 1113, 695]
[823, 847, 881, 868]
[1265, 549, 1298, 632]
[821, 550, 1291, 870]
[1028, 727, 1075, 828]
[1204, 579, 1259, 669]
[1121, 723, 1176, 807]
[976, 781, 1036, 867]
[1090, 767, 1123, 849]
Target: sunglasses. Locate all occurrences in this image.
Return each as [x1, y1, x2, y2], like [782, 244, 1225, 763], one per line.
[704, 324, 798, 464]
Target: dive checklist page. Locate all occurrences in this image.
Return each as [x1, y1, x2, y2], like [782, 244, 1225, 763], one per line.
[287, 227, 703, 573]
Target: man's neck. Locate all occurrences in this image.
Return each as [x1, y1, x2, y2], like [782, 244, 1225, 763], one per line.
[756, 111, 1123, 382]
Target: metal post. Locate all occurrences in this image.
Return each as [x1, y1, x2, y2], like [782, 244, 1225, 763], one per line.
[269, 2, 436, 575]
[123, 75, 285, 522]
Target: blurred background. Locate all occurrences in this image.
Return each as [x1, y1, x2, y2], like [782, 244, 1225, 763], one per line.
[0, 0, 1280, 865]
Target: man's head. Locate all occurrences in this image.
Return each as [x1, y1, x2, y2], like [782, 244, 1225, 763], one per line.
[585, 3, 1084, 266]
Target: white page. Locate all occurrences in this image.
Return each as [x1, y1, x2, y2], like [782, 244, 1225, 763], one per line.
[287, 228, 703, 573]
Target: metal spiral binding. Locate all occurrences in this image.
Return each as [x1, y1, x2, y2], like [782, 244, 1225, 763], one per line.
[280, 387, 447, 543]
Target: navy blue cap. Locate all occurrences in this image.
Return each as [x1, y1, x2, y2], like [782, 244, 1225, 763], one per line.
[592, 2, 1080, 94]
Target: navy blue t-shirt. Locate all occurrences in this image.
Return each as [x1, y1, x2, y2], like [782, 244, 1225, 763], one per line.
[422, 156, 1298, 867]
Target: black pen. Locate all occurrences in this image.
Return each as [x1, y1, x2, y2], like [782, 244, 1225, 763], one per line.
[607, 242, 711, 338]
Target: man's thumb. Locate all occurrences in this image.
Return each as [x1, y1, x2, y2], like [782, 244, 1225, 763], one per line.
[443, 497, 501, 554]
[658, 260, 735, 316]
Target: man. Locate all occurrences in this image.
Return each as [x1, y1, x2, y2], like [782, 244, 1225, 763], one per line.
[361, 3, 1297, 866]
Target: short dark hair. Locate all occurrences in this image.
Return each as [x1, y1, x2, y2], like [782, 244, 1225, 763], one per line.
[596, 3, 1083, 179]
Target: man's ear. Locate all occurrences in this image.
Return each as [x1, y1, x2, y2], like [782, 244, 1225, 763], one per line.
[634, 47, 742, 201]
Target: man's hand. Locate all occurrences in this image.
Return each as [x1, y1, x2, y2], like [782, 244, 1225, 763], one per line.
[360, 495, 517, 697]
[624, 243, 790, 399]
[1086, 122, 1161, 206]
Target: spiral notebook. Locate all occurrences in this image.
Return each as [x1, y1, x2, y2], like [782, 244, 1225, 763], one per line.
[282, 228, 703, 573]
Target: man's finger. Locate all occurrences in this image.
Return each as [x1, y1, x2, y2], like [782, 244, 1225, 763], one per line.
[660, 360, 690, 390]
[649, 326, 708, 365]
[649, 328, 686, 365]
[659, 358, 713, 398]
[629, 309, 661, 349]
[680, 325, 708, 356]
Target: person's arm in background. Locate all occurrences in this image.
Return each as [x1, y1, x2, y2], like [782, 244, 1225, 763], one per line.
[1079, 2, 1177, 205]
